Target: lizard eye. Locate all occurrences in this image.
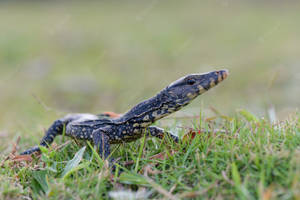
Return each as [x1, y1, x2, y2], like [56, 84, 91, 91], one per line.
[187, 79, 196, 85]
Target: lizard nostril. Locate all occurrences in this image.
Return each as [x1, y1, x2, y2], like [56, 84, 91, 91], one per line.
[222, 71, 228, 79]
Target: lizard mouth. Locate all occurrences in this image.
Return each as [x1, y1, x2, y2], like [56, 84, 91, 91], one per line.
[220, 69, 229, 81]
[197, 69, 229, 92]
[215, 69, 229, 85]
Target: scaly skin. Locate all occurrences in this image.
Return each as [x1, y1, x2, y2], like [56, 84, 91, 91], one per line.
[21, 70, 229, 161]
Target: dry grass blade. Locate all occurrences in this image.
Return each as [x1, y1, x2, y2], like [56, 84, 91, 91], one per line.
[182, 128, 227, 142]
[143, 165, 161, 176]
[210, 106, 222, 115]
[144, 176, 178, 200]
[262, 186, 273, 200]
[31, 93, 52, 112]
[161, 115, 201, 120]
[1, 137, 22, 167]
[12, 136, 21, 155]
[169, 184, 177, 193]
[148, 151, 172, 160]
[51, 140, 72, 152]
[124, 150, 177, 166]
[179, 181, 218, 198]
[222, 171, 234, 186]
[11, 155, 33, 162]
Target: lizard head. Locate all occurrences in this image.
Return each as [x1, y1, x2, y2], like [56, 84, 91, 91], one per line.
[119, 69, 229, 125]
[164, 69, 229, 108]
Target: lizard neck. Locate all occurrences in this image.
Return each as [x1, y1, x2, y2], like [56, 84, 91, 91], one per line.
[117, 89, 181, 128]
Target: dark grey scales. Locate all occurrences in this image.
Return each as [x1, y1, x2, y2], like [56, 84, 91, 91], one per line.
[21, 70, 229, 162]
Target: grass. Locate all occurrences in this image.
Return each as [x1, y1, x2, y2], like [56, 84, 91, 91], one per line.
[1, 110, 299, 199]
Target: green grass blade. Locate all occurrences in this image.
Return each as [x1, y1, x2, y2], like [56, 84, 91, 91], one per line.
[135, 133, 146, 172]
[61, 146, 86, 178]
[119, 172, 150, 186]
[238, 109, 259, 123]
[32, 170, 49, 194]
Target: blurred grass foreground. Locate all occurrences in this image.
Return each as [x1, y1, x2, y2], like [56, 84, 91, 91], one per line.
[0, 0, 299, 199]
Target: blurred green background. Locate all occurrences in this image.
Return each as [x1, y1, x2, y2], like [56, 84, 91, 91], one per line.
[0, 1, 299, 152]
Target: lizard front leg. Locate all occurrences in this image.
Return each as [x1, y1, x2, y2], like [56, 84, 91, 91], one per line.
[147, 126, 179, 143]
[92, 129, 111, 160]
